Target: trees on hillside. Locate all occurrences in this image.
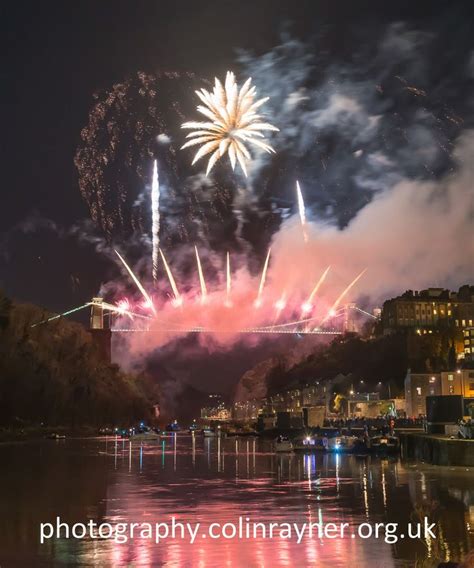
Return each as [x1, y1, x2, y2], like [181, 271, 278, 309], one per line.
[0, 294, 159, 428]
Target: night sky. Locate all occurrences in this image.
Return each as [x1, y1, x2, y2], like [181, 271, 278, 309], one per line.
[3, 0, 471, 310]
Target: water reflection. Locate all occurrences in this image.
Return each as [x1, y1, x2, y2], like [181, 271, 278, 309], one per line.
[0, 436, 472, 566]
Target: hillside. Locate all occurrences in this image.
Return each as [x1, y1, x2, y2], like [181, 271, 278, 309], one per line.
[0, 291, 159, 429]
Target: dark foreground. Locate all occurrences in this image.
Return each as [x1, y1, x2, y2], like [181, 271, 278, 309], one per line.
[0, 436, 472, 567]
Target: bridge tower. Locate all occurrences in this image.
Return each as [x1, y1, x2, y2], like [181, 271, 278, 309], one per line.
[89, 298, 112, 364]
[343, 302, 357, 332]
[90, 297, 104, 329]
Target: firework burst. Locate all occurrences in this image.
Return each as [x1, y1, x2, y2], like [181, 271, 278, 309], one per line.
[181, 71, 279, 176]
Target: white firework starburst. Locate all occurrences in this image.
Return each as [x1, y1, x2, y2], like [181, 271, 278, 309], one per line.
[181, 71, 279, 176]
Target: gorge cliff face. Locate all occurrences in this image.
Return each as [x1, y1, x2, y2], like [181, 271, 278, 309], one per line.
[233, 336, 331, 402]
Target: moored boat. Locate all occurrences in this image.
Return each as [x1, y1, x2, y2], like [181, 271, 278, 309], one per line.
[369, 434, 399, 454]
[327, 435, 359, 453]
[274, 436, 293, 452]
[293, 435, 328, 452]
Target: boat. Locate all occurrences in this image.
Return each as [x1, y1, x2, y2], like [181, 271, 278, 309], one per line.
[274, 436, 293, 452]
[202, 428, 217, 437]
[293, 435, 328, 452]
[46, 433, 66, 440]
[129, 431, 160, 441]
[369, 434, 399, 454]
[166, 420, 181, 432]
[327, 435, 359, 453]
[121, 427, 160, 441]
[226, 428, 259, 437]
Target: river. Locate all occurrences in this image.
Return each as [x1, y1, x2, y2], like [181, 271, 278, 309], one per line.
[0, 435, 472, 567]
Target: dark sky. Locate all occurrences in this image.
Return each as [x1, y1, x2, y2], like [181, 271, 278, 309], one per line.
[1, 0, 469, 312]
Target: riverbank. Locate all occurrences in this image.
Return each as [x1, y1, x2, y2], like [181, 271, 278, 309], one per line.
[0, 425, 100, 443]
[400, 432, 474, 466]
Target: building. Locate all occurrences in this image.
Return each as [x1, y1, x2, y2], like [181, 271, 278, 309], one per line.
[200, 394, 231, 421]
[463, 327, 474, 361]
[382, 285, 474, 334]
[405, 372, 442, 417]
[441, 370, 474, 398]
[233, 399, 260, 421]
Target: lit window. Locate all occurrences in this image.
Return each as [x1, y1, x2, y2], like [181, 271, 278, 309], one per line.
[448, 374, 454, 381]
[416, 387, 422, 396]
[462, 320, 466, 327]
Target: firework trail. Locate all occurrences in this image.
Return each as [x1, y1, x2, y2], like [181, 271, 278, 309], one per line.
[302, 265, 331, 313]
[225, 251, 231, 306]
[101, 300, 151, 320]
[115, 298, 131, 315]
[181, 71, 279, 176]
[254, 248, 271, 307]
[322, 269, 367, 323]
[274, 294, 287, 313]
[296, 180, 308, 243]
[114, 249, 156, 314]
[195, 246, 208, 303]
[159, 248, 182, 305]
[151, 159, 160, 281]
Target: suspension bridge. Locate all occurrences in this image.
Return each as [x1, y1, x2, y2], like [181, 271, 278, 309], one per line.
[31, 298, 378, 336]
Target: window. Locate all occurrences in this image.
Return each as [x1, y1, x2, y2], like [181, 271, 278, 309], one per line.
[448, 374, 454, 381]
[470, 383, 474, 391]
[416, 387, 422, 396]
[462, 320, 466, 327]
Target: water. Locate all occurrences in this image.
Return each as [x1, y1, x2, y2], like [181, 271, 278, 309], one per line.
[0, 435, 472, 567]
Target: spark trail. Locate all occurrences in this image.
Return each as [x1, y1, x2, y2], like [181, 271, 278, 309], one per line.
[322, 269, 367, 323]
[302, 266, 331, 313]
[296, 181, 308, 243]
[159, 248, 182, 305]
[114, 250, 156, 315]
[151, 159, 160, 281]
[255, 248, 271, 307]
[195, 246, 208, 303]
